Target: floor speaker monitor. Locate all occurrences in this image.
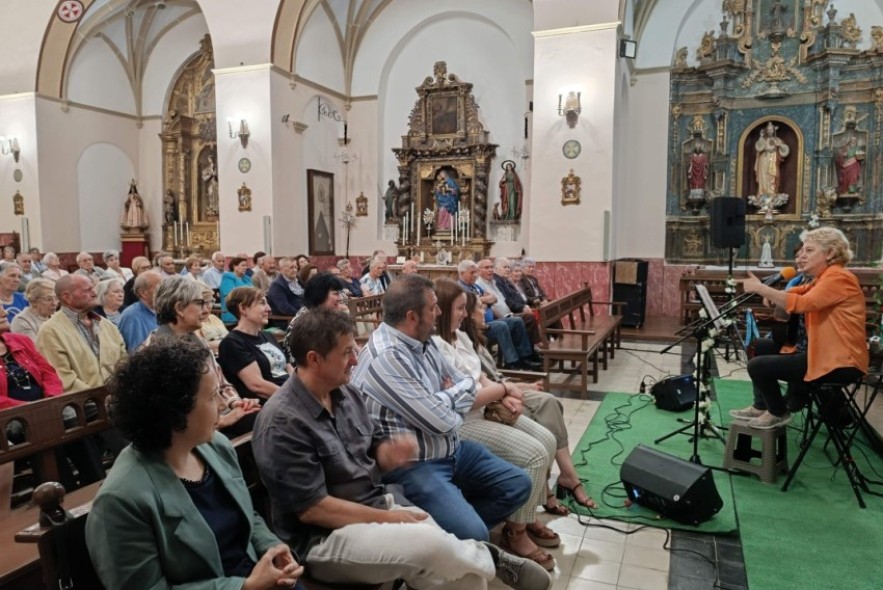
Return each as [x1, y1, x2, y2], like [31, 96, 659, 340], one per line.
[620, 445, 723, 525]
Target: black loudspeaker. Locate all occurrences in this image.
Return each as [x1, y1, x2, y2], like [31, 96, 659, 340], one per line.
[613, 259, 648, 328]
[650, 375, 697, 412]
[709, 197, 746, 249]
[620, 445, 723, 525]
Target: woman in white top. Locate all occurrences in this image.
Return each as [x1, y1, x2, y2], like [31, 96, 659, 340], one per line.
[39, 252, 68, 282]
[432, 278, 558, 571]
[103, 249, 133, 282]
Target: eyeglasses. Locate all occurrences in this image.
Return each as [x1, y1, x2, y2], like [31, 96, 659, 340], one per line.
[36, 295, 58, 302]
[191, 299, 212, 308]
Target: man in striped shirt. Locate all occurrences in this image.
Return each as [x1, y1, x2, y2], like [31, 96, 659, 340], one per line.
[351, 274, 531, 542]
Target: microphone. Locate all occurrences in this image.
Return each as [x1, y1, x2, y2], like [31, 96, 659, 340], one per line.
[761, 266, 798, 286]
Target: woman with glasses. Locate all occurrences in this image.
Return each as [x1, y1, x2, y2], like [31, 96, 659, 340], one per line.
[197, 286, 229, 355]
[219, 287, 292, 401]
[94, 278, 125, 325]
[148, 277, 260, 436]
[11, 278, 57, 341]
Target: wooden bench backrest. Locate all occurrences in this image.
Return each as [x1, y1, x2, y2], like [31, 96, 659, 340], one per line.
[0, 387, 111, 483]
[347, 294, 384, 341]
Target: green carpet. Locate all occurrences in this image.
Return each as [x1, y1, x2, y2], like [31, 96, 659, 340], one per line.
[570, 381, 883, 589]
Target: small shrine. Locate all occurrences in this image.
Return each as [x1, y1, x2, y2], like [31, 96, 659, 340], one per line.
[665, 0, 883, 266]
[392, 62, 496, 262]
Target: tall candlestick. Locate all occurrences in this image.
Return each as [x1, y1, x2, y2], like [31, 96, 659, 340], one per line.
[173, 221, 178, 246]
[185, 221, 190, 246]
[417, 215, 422, 244]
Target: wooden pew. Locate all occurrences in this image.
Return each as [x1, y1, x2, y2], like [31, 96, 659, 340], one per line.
[347, 294, 384, 344]
[536, 286, 624, 396]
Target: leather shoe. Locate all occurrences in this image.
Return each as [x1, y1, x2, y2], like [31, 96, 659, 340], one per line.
[518, 359, 543, 371]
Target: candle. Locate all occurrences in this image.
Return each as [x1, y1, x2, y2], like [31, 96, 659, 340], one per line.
[173, 221, 178, 246]
[216, 220, 220, 244]
[417, 213, 422, 244]
[410, 203, 415, 235]
[186, 221, 190, 246]
[451, 213, 455, 245]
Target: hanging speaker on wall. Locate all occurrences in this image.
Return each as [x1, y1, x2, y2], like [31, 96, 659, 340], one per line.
[709, 197, 746, 249]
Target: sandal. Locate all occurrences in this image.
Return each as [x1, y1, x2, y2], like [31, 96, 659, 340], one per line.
[526, 522, 561, 548]
[501, 525, 556, 571]
[555, 480, 597, 510]
[541, 493, 570, 516]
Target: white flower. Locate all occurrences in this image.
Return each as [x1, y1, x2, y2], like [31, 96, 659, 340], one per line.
[698, 309, 708, 319]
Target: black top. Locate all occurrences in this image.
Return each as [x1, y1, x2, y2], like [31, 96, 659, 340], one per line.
[3, 352, 42, 402]
[123, 276, 138, 307]
[218, 330, 288, 399]
[181, 466, 255, 578]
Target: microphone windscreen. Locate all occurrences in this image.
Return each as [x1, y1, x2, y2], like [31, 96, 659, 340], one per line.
[780, 266, 797, 281]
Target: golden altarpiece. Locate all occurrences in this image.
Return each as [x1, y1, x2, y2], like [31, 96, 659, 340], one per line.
[392, 62, 496, 262]
[159, 35, 220, 257]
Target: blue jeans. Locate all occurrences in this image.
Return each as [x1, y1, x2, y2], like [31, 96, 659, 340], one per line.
[383, 440, 531, 541]
[486, 317, 533, 364]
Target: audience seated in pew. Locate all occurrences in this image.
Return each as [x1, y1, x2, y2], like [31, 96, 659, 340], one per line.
[250, 253, 278, 292]
[93, 278, 125, 326]
[267, 257, 303, 317]
[198, 286, 229, 355]
[182, 255, 206, 284]
[336, 258, 363, 297]
[294, 254, 311, 272]
[38, 252, 68, 283]
[282, 273, 349, 362]
[28, 247, 47, 274]
[252, 309, 551, 590]
[460, 290, 596, 511]
[360, 258, 387, 296]
[122, 256, 152, 307]
[11, 278, 56, 341]
[201, 251, 227, 290]
[219, 287, 292, 401]
[481, 258, 541, 347]
[519, 258, 549, 307]
[118, 271, 161, 352]
[219, 257, 253, 323]
[431, 279, 558, 570]
[85, 341, 306, 590]
[101, 249, 133, 282]
[0, 263, 27, 322]
[74, 252, 109, 285]
[351, 274, 532, 543]
[16, 253, 39, 293]
[144, 277, 261, 437]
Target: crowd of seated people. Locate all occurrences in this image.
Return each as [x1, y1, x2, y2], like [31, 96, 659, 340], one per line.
[0, 246, 587, 590]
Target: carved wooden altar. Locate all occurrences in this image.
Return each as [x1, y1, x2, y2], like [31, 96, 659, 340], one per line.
[393, 62, 496, 262]
[158, 35, 219, 257]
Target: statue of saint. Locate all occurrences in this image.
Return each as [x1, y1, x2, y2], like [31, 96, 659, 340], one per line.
[434, 169, 460, 230]
[498, 161, 523, 221]
[759, 235, 774, 268]
[121, 179, 148, 231]
[384, 180, 398, 222]
[163, 189, 177, 226]
[754, 122, 789, 197]
[202, 155, 219, 215]
[687, 147, 708, 191]
[834, 135, 864, 195]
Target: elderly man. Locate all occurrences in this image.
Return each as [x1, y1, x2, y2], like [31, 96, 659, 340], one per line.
[253, 309, 549, 590]
[401, 259, 419, 275]
[29, 247, 46, 273]
[16, 253, 40, 292]
[251, 253, 278, 291]
[267, 257, 303, 317]
[0, 262, 28, 321]
[458, 260, 538, 371]
[75, 252, 108, 284]
[118, 271, 161, 351]
[491, 258, 541, 345]
[36, 274, 126, 391]
[351, 274, 531, 542]
[201, 251, 226, 289]
[122, 256, 152, 307]
[153, 252, 177, 279]
[360, 257, 387, 295]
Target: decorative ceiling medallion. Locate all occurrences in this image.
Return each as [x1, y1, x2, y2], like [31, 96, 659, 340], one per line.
[57, 0, 85, 23]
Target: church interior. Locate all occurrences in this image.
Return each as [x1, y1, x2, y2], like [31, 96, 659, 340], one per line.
[2, 0, 883, 589]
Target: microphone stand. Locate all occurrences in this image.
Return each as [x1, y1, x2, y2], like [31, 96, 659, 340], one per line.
[655, 301, 734, 466]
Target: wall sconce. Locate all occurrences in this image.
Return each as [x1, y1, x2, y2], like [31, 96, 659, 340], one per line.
[619, 39, 637, 59]
[558, 91, 581, 128]
[227, 119, 250, 148]
[0, 137, 21, 163]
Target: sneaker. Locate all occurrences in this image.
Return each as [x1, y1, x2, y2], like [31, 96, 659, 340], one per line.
[747, 412, 792, 430]
[483, 542, 552, 590]
[728, 406, 765, 420]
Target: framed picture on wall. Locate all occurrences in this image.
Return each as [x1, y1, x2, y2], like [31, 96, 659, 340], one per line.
[430, 94, 459, 135]
[307, 169, 335, 255]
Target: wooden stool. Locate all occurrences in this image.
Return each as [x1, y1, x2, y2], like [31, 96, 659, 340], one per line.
[722, 422, 788, 483]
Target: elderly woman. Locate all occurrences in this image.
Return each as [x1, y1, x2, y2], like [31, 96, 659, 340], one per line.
[432, 278, 557, 570]
[39, 252, 69, 283]
[94, 278, 125, 325]
[360, 258, 387, 295]
[219, 287, 292, 401]
[147, 277, 259, 435]
[198, 286, 229, 354]
[519, 258, 549, 307]
[102, 249, 133, 282]
[336, 258, 363, 297]
[219, 257, 253, 323]
[0, 263, 27, 322]
[85, 340, 304, 589]
[460, 290, 596, 512]
[11, 278, 57, 341]
[733, 227, 869, 429]
[184, 256, 206, 283]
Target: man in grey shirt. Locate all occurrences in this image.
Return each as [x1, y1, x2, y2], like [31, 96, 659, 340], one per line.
[251, 309, 550, 590]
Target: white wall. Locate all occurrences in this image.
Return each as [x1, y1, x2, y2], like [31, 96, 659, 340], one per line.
[294, 7, 346, 93]
[269, 70, 304, 256]
[77, 143, 135, 251]
[137, 118, 165, 252]
[67, 39, 137, 115]
[0, 94, 41, 247]
[0, 1, 56, 94]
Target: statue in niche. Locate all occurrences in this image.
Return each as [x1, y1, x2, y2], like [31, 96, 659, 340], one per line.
[759, 235, 774, 268]
[163, 189, 177, 225]
[754, 122, 789, 198]
[121, 179, 148, 231]
[434, 169, 460, 230]
[834, 135, 865, 195]
[384, 180, 398, 222]
[687, 146, 708, 192]
[770, 1, 788, 33]
[202, 154, 219, 218]
[498, 160, 523, 221]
